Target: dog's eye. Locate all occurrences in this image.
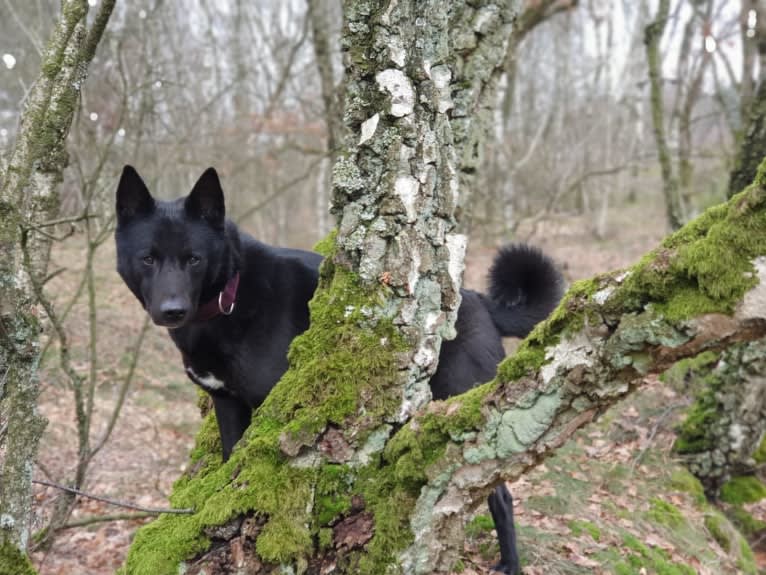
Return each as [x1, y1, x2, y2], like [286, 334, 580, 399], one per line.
[142, 255, 154, 266]
[188, 255, 201, 266]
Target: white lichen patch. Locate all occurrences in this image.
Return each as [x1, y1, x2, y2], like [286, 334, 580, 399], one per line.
[593, 286, 614, 305]
[408, 243, 421, 294]
[736, 256, 766, 321]
[388, 36, 406, 67]
[350, 425, 393, 467]
[424, 311, 442, 332]
[615, 270, 632, 283]
[359, 113, 380, 145]
[474, 5, 499, 33]
[445, 233, 467, 293]
[396, 175, 419, 222]
[729, 423, 745, 452]
[540, 331, 597, 384]
[381, 0, 398, 24]
[413, 346, 436, 368]
[290, 450, 320, 469]
[376, 68, 415, 117]
[429, 65, 453, 113]
[399, 375, 432, 421]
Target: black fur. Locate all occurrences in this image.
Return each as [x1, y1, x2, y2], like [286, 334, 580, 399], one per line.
[115, 166, 563, 463]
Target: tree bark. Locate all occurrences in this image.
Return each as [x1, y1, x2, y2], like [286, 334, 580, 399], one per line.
[0, 0, 114, 566]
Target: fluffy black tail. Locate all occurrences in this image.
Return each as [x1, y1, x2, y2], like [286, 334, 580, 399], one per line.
[483, 244, 564, 338]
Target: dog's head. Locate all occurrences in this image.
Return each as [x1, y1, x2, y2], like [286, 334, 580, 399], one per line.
[115, 166, 233, 329]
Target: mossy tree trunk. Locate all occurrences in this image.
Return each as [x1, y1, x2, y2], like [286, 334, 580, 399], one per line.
[0, 1, 114, 570]
[668, 338, 766, 497]
[645, 0, 684, 231]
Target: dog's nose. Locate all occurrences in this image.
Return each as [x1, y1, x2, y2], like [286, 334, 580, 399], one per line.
[160, 301, 188, 323]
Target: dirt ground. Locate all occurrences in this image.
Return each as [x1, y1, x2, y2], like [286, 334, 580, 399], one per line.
[29, 198, 741, 574]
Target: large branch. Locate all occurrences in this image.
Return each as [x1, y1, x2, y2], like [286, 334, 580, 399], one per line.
[391, 179, 766, 568]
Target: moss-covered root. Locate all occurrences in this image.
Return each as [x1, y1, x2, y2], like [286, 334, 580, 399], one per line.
[669, 339, 766, 495]
[0, 542, 37, 575]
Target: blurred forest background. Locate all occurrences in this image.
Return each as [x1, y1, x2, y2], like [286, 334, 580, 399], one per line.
[0, 0, 763, 573]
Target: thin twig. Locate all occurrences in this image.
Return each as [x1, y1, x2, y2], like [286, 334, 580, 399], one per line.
[60, 512, 156, 530]
[629, 402, 686, 474]
[32, 479, 194, 515]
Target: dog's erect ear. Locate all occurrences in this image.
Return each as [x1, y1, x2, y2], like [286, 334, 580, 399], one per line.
[116, 165, 154, 225]
[185, 168, 225, 228]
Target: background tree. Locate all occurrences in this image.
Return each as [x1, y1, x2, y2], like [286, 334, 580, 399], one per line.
[0, 0, 115, 570]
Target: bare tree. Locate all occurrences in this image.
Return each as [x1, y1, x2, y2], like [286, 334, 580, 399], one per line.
[645, 0, 684, 230]
[0, 0, 114, 569]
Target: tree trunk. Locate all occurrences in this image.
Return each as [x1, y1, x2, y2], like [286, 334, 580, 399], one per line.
[729, 0, 766, 198]
[0, 0, 114, 568]
[645, 0, 684, 231]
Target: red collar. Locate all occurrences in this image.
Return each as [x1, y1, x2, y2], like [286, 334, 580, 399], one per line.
[194, 273, 240, 321]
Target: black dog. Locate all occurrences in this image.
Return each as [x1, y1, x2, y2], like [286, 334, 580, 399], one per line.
[115, 165, 562, 573]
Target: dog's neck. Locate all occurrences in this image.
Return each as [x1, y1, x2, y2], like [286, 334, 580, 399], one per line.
[193, 272, 240, 321]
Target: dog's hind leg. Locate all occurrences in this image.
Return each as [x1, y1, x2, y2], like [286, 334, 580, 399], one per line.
[211, 394, 253, 460]
[488, 483, 521, 575]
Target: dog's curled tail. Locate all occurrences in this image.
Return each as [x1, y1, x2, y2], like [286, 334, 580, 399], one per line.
[484, 244, 564, 338]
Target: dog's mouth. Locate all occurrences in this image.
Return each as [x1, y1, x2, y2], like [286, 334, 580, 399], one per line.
[154, 317, 188, 329]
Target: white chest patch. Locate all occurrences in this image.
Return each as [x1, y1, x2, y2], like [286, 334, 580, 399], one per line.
[186, 366, 226, 392]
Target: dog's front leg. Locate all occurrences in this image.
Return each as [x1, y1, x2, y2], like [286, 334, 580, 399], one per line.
[211, 394, 253, 460]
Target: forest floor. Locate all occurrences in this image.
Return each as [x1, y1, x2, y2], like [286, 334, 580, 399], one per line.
[28, 198, 764, 574]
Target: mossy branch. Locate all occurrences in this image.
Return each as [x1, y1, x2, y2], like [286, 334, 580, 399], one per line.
[389, 171, 766, 569]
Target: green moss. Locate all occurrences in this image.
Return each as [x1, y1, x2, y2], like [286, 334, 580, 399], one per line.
[720, 476, 766, 505]
[568, 519, 601, 541]
[496, 338, 547, 382]
[315, 464, 353, 526]
[258, 264, 407, 445]
[0, 542, 37, 575]
[647, 498, 686, 529]
[729, 506, 766, 537]
[668, 469, 706, 505]
[312, 229, 338, 257]
[752, 434, 766, 464]
[619, 533, 696, 575]
[318, 527, 333, 550]
[604, 183, 766, 323]
[672, 357, 724, 455]
[660, 351, 718, 391]
[737, 537, 758, 574]
[465, 514, 495, 539]
[354, 460, 418, 575]
[704, 512, 731, 552]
